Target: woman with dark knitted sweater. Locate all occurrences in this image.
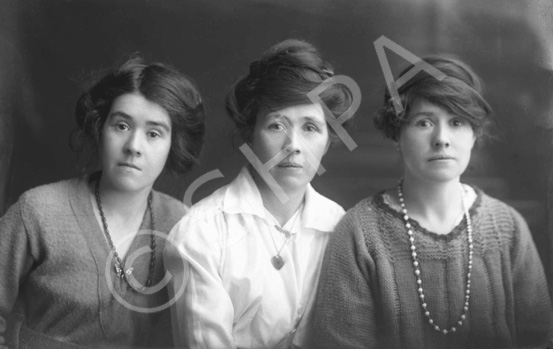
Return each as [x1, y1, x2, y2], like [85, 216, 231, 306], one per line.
[311, 56, 552, 349]
[0, 57, 205, 348]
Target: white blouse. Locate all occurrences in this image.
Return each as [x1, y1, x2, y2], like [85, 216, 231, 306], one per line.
[165, 167, 345, 349]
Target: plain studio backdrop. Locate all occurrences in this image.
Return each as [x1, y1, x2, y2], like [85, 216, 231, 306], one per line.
[1, 0, 552, 293]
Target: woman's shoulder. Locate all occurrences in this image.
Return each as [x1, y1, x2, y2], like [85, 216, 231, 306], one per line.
[308, 187, 346, 217]
[332, 192, 388, 237]
[152, 190, 187, 217]
[17, 177, 79, 211]
[470, 188, 533, 246]
[167, 185, 230, 249]
[152, 190, 188, 231]
[343, 192, 385, 219]
[473, 188, 526, 224]
[182, 184, 228, 220]
[0, 178, 84, 232]
[325, 193, 389, 257]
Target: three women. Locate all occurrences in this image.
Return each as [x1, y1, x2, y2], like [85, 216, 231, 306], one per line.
[1, 43, 550, 349]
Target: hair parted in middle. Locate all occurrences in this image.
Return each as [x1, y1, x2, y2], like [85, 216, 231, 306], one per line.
[225, 38, 355, 144]
[374, 55, 493, 142]
[74, 55, 205, 174]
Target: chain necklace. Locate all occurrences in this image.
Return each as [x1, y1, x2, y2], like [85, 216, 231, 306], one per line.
[95, 179, 157, 291]
[397, 180, 473, 335]
[269, 207, 302, 270]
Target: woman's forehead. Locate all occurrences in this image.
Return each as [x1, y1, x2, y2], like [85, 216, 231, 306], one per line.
[108, 93, 171, 128]
[262, 103, 324, 121]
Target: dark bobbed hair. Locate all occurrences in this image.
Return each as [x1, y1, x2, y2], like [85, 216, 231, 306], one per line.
[74, 56, 205, 174]
[225, 39, 354, 144]
[374, 55, 492, 142]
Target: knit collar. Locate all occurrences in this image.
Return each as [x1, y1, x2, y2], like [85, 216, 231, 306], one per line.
[375, 185, 483, 241]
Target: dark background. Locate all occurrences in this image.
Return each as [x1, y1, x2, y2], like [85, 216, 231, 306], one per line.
[1, 0, 552, 289]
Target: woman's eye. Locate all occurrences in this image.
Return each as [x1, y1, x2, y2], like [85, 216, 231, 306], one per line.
[451, 119, 465, 127]
[116, 123, 129, 131]
[416, 120, 431, 127]
[148, 131, 161, 139]
[304, 124, 319, 132]
[269, 123, 284, 131]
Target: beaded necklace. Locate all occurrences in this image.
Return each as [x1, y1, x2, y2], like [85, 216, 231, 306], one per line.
[397, 180, 473, 334]
[95, 179, 156, 291]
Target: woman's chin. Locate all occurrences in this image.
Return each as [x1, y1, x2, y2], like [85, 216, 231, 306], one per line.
[276, 176, 311, 195]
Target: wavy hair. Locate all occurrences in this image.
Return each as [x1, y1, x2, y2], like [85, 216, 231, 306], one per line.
[374, 55, 492, 141]
[73, 56, 205, 174]
[225, 39, 354, 144]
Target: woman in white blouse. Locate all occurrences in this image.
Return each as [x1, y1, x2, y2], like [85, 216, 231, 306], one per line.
[165, 39, 356, 348]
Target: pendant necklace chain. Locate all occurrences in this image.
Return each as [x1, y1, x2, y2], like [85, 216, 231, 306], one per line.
[269, 206, 302, 270]
[95, 178, 156, 290]
[397, 179, 473, 335]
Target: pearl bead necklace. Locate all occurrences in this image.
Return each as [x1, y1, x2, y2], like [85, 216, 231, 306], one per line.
[397, 181, 473, 335]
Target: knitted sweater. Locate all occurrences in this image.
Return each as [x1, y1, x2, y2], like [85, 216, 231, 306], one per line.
[0, 175, 186, 348]
[311, 189, 552, 349]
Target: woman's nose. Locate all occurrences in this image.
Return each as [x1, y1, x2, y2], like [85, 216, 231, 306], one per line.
[432, 125, 450, 148]
[284, 128, 301, 154]
[124, 131, 142, 156]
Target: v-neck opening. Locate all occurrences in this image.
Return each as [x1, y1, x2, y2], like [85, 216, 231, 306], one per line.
[264, 204, 304, 233]
[88, 173, 151, 263]
[71, 174, 153, 286]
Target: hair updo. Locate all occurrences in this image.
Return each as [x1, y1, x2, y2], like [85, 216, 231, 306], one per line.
[74, 56, 205, 174]
[374, 55, 492, 141]
[225, 39, 354, 144]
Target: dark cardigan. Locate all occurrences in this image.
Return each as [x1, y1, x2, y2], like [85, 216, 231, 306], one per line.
[0, 175, 186, 348]
[311, 189, 552, 349]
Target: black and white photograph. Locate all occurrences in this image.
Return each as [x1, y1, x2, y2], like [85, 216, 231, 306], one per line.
[0, 0, 552, 348]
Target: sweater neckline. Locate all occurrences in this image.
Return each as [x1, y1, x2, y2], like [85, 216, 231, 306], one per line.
[68, 173, 156, 282]
[374, 185, 483, 241]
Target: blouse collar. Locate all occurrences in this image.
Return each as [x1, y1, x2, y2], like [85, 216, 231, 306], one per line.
[222, 166, 342, 233]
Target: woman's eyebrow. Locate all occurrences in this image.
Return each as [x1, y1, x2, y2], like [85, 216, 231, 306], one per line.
[302, 116, 325, 125]
[108, 111, 133, 121]
[409, 111, 435, 118]
[266, 112, 283, 119]
[108, 111, 171, 132]
[146, 120, 171, 132]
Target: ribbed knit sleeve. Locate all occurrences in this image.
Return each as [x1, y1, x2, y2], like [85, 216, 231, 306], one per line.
[0, 200, 33, 314]
[0, 193, 39, 346]
[310, 199, 377, 349]
[508, 207, 553, 347]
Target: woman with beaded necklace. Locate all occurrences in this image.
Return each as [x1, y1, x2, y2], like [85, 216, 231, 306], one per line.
[165, 39, 355, 349]
[310, 56, 552, 348]
[0, 57, 205, 348]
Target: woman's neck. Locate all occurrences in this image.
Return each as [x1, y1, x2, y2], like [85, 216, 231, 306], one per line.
[399, 175, 464, 235]
[91, 177, 152, 237]
[252, 171, 305, 226]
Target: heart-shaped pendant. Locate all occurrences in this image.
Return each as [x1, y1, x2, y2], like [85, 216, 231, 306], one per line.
[271, 255, 285, 270]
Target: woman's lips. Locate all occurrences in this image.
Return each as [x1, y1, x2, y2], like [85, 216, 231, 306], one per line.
[428, 155, 454, 162]
[119, 162, 141, 170]
[278, 162, 301, 168]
